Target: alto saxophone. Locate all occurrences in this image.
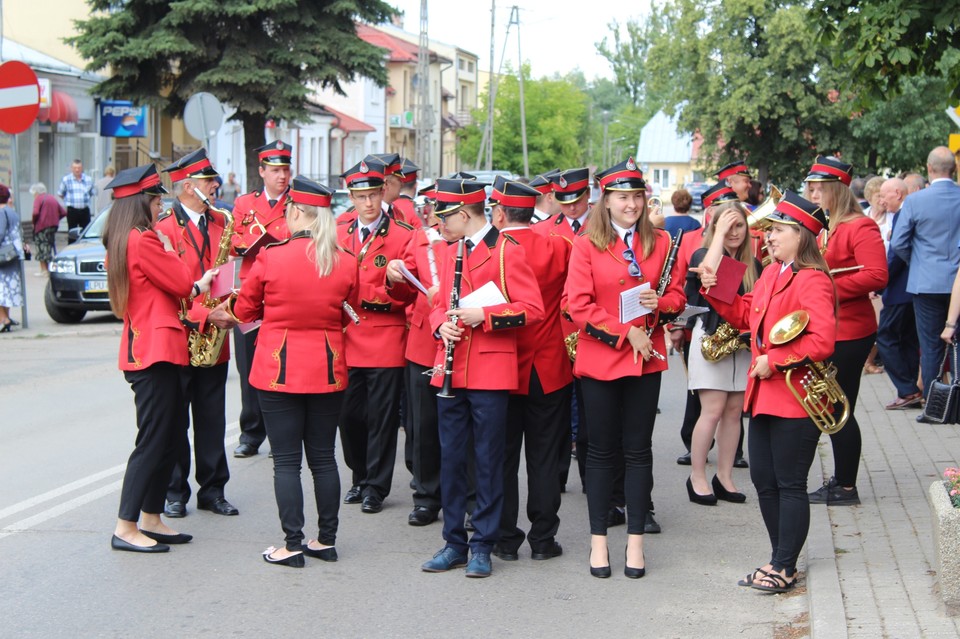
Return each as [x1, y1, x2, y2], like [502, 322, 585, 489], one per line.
[183, 189, 235, 368]
[700, 321, 749, 362]
[768, 310, 850, 435]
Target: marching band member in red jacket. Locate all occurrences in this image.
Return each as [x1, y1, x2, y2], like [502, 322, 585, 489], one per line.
[336, 158, 417, 514]
[229, 140, 292, 459]
[803, 156, 888, 506]
[697, 190, 837, 593]
[390, 157, 423, 228]
[533, 167, 591, 243]
[156, 149, 239, 518]
[487, 177, 573, 563]
[227, 177, 358, 568]
[565, 158, 685, 579]
[106, 164, 216, 553]
[420, 177, 544, 578]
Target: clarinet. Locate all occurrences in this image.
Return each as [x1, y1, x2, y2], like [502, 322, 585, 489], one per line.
[645, 229, 684, 361]
[437, 239, 465, 398]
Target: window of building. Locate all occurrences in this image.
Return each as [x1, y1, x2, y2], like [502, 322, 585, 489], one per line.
[458, 58, 466, 71]
[467, 60, 474, 73]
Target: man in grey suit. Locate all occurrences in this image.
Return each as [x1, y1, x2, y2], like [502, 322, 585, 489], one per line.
[890, 147, 960, 419]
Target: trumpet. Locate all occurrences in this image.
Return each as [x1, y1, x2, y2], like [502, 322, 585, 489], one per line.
[768, 310, 850, 435]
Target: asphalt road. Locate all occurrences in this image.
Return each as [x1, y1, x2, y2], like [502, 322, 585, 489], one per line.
[0, 260, 787, 639]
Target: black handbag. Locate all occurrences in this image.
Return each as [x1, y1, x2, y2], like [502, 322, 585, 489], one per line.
[923, 342, 960, 425]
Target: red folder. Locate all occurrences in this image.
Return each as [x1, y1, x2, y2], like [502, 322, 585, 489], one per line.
[709, 255, 748, 304]
[243, 231, 279, 261]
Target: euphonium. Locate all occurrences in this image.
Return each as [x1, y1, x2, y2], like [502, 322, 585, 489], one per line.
[184, 188, 235, 368]
[564, 330, 579, 362]
[768, 310, 850, 435]
[746, 184, 783, 231]
[700, 321, 749, 362]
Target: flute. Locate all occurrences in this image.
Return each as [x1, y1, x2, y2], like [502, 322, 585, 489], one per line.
[437, 239, 465, 398]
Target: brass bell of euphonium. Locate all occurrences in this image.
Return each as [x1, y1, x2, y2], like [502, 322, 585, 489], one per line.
[746, 184, 783, 231]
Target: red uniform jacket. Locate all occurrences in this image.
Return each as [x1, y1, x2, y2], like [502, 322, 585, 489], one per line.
[402, 228, 444, 368]
[231, 190, 291, 280]
[533, 213, 589, 245]
[564, 229, 685, 381]
[117, 228, 194, 371]
[824, 216, 888, 341]
[390, 195, 423, 228]
[231, 233, 358, 393]
[705, 264, 837, 418]
[501, 227, 573, 395]
[154, 202, 232, 364]
[337, 214, 417, 368]
[428, 228, 545, 391]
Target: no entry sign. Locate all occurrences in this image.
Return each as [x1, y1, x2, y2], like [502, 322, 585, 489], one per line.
[0, 61, 41, 135]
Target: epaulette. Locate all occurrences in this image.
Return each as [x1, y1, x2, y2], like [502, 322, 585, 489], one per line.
[157, 209, 173, 221]
[502, 232, 520, 245]
[394, 219, 414, 231]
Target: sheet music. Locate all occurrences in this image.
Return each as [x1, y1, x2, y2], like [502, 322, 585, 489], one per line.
[619, 282, 653, 323]
[458, 281, 508, 327]
[399, 264, 430, 296]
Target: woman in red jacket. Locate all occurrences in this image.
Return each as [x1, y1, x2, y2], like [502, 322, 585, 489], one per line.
[105, 164, 215, 553]
[565, 158, 685, 579]
[697, 191, 837, 592]
[228, 176, 358, 568]
[804, 156, 888, 506]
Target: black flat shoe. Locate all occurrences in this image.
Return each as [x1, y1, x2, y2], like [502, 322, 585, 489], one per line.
[589, 547, 611, 578]
[140, 530, 193, 544]
[262, 547, 305, 568]
[687, 477, 718, 506]
[0, 322, 11, 333]
[676, 451, 692, 466]
[624, 547, 645, 579]
[111, 534, 169, 553]
[712, 475, 747, 503]
[302, 544, 338, 562]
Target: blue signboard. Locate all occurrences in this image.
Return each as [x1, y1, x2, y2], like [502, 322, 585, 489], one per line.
[99, 100, 148, 138]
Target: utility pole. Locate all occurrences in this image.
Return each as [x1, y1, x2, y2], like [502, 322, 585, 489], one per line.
[476, 0, 496, 171]
[510, 6, 529, 177]
[414, 0, 433, 176]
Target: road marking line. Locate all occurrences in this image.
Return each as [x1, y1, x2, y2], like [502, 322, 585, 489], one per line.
[0, 422, 240, 540]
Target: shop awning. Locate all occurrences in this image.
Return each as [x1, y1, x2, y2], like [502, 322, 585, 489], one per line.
[38, 90, 78, 123]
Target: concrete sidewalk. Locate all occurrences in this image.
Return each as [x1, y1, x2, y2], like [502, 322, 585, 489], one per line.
[803, 370, 960, 638]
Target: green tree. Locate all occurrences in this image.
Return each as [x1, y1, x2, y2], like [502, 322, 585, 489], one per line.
[815, 0, 960, 107]
[847, 75, 954, 174]
[458, 65, 588, 176]
[637, 0, 851, 186]
[68, 0, 395, 183]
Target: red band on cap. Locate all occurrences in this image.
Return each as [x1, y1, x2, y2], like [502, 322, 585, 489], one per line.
[435, 188, 487, 206]
[113, 173, 161, 199]
[809, 163, 852, 185]
[492, 190, 537, 208]
[291, 189, 331, 208]
[344, 169, 385, 186]
[168, 158, 213, 183]
[599, 169, 644, 190]
[717, 164, 749, 180]
[554, 178, 589, 193]
[400, 172, 418, 183]
[530, 182, 553, 195]
[777, 200, 823, 235]
[703, 186, 736, 208]
[258, 149, 292, 163]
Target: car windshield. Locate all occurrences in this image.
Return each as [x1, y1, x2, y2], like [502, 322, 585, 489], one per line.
[82, 198, 176, 239]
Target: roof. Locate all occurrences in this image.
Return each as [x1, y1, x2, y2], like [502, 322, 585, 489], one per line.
[0, 38, 103, 82]
[636, 110, 693, 164]
[323, 104, 376, 134]
[356, 23, 450, 65]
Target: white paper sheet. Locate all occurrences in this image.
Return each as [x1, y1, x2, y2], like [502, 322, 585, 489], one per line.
[399, 263, 430, 296]
[458, 281, 508, 326]
[619, 282, 653, 323]
[675, 304, 710, 323]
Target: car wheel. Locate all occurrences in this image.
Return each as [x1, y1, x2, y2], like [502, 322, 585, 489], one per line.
[44, 282, 87, 324]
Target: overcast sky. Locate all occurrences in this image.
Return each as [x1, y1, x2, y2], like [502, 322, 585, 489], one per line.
[388, 1, 653, 81]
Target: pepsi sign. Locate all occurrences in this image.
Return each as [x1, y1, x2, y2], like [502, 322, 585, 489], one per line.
[99, 100, 148, 138]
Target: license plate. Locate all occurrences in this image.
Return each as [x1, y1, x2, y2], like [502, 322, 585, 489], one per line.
[84, 280, 108, 293]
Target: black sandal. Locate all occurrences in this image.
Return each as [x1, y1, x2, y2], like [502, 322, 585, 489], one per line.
[737, 567, 772, 587]
[751, 572, 796, 593]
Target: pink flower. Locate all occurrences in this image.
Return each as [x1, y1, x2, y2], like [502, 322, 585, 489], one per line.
[952, 489, 959, 497]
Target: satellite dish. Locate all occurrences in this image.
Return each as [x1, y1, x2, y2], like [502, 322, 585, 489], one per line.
[183, 92, 224, 144]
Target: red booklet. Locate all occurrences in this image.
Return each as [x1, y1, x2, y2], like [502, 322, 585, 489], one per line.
[708, 255, 748, 304]
[243, 230, 279, 261]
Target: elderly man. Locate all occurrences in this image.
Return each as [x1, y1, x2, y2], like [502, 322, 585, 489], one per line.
[891, 147, 960, 421]
[57, 159, 95, 242]
[877, 178, 922, 409]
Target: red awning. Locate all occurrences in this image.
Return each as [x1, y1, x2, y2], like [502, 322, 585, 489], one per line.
[37, 90, 78, 123]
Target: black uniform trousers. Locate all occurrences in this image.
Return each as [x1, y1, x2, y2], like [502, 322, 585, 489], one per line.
[499, 367, 572, 554]
[749, 414, 821, 574]
[118, 363, 184, 521]
[825, 333, 875, 487]
[339, 366, 403, 500]
[233, 325, 266, 450]
[260, 390, 343, 551]
[574, 378, 626, 508]
[406, 361, 442, 511]
[166, 362, 231, 505]
[438, 389, 507, 555]
[582, 373, 660, 535]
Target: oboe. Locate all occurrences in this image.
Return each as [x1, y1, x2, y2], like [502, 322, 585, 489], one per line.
[645, 229, 684, 361]
[437, 239, 465, 398]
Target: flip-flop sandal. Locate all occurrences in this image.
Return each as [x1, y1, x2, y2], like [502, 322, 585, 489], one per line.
[751, 572, 796, 593]
[737, 567, 772, 587]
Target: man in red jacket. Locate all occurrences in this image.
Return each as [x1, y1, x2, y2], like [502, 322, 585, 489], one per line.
[420, 177, 544, 578]
[487, 177, 573, 562]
